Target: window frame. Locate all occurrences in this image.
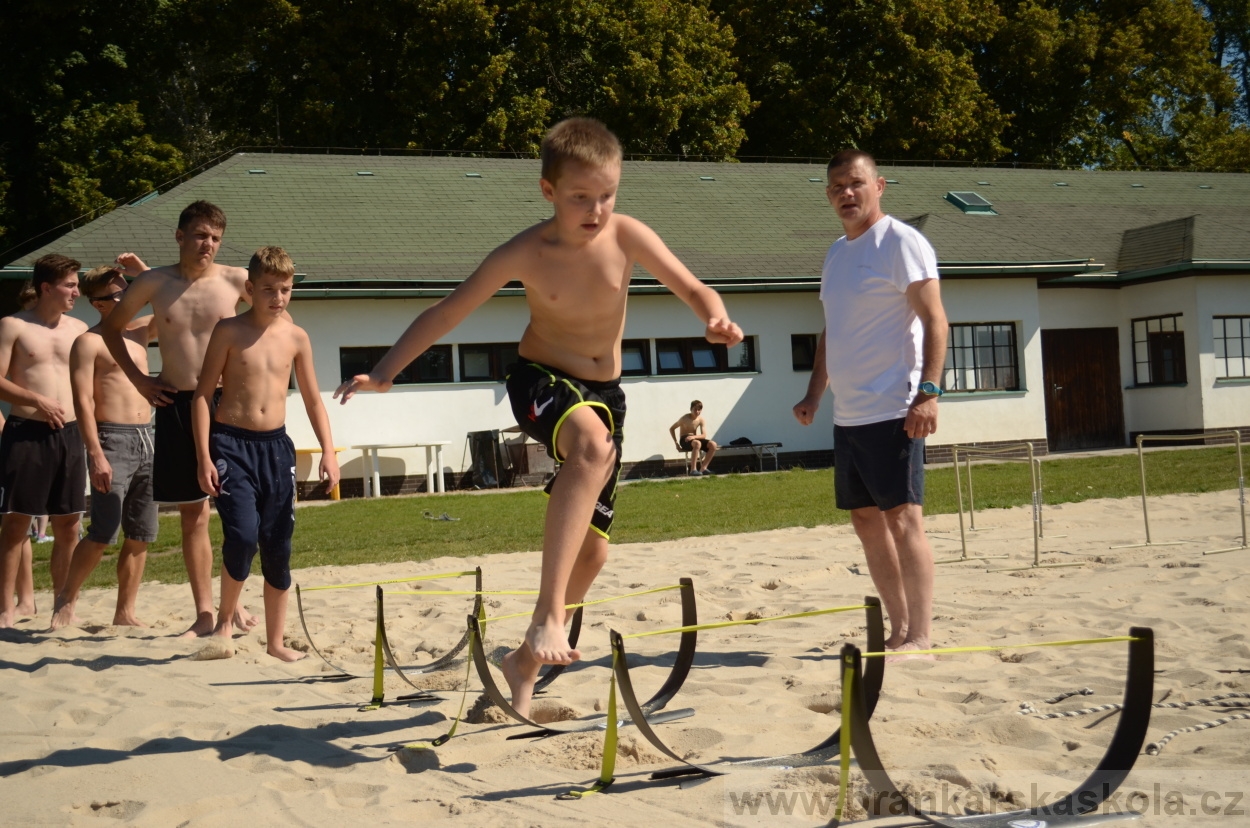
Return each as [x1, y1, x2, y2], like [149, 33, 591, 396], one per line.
[339, 344, 453, 385]
[943, 322, 1021, 393]
[654, 336, 757, 376]
[458, 342, 519, 383]
[619, 338, 651, 377]
[1131, 314, 1187, 386]
[1213, 315, 1250, 380]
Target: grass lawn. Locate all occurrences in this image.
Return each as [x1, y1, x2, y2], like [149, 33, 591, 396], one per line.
[31, 444, 1245, 591]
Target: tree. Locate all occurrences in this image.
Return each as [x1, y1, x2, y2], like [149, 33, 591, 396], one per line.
[981, 0, 1244, 168]
[711, 0, 1008, 160]
[1199, 0, 1250, 123]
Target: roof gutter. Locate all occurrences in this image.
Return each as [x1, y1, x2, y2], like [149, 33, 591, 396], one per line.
[1045, 259, 1250, 285]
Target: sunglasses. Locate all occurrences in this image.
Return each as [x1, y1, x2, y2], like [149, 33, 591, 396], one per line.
[91, 288, 126, 303]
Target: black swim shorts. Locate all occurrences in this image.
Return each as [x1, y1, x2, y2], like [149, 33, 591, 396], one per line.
[505, 361, 625, 538]
[833, 417, 925, 511]
[153, 389, 219, 504]
[0, 417, 87, 516]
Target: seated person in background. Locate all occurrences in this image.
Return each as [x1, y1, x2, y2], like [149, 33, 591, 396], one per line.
[669, 400, 717, 476]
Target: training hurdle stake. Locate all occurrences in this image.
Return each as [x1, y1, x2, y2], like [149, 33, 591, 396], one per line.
[833, 629, 1154, 826]
[1110, 431, 1247, 554]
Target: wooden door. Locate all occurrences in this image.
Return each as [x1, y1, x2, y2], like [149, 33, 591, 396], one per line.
[1041, 327, 1126, 451]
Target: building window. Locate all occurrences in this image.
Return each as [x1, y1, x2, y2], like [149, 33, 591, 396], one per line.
[943, 323, 1019, 391]
[620, 339, 651, 377]
[655, 336, 757, 375]
[1214, 316, 1250, 379]
[339, 345, 452, 385]
[792, 334, 818, 371]
[1132, 314, 1186, 385]
[460, 342, 519, 382]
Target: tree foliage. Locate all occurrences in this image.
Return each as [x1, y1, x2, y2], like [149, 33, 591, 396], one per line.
[2, 0, 1248, 262]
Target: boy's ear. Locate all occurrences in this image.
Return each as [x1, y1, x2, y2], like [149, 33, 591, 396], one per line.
[174, 227, 184, 244]
[539, 177, 557, 204]
[243, 279, 254, 300]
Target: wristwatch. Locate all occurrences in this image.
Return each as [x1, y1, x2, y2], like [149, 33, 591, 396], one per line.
[918, 381, 943, 397]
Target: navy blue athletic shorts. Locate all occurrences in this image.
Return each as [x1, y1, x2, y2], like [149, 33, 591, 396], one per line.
[210, 422, 296, 590]
[505, 361, 625, 539]
[833, 417, 925, 511]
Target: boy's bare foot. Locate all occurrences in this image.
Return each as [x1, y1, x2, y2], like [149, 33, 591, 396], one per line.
[193, 637, 235, 660]
[501, 646, 539, 718]
[0, 609, 15, 629]
[234, 606, 259, 631]
[111, 612, 148, 628]
[885, 640, 936, 664]
[16, 599, 36, 617]
[267, 644, 307, 663]
[524, 617, 580, 665]
[49, 599, 82, 630]
[178, 611, 216, 638]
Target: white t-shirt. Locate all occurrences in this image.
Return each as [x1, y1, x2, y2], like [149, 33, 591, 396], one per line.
[820, 214, 939, 427]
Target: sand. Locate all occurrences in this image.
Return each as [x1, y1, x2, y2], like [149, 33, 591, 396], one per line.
[2, 490, 1247, 826]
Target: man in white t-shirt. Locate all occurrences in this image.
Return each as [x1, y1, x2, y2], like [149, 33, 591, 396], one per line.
[793, 149, 948, 659]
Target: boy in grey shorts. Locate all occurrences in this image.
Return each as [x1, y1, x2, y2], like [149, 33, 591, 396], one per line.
[51, 266, 158, 629]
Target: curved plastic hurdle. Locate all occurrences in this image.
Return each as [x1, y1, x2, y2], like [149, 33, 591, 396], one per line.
[611, 596, 885, 780]
[467, 577, 700, 737]
[841, 626, 1154, 827]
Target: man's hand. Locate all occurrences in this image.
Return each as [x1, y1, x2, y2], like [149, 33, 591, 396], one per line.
[705, 317, 743, 346]
[333, 373, 391, 404]
[198, 461, 220, 497]
[319, 455, 341, 491]
[114, 253, 149, 278]
[132, 374, 177, 407]
[904, 394, 939, 439]
[88, 452, 114, 493]
[792, 394, 821, 426]
[35, 395, 68, 429]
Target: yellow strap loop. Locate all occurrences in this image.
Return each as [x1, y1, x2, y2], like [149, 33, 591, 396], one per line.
[387, 589, 540, 596]
[862, 635, 1139, 659]
[300, 570, 477, 592]
[623, 604, 871, 639]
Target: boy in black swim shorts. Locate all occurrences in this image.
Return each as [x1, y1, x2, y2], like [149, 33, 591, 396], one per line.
[335, 117, 742, 716]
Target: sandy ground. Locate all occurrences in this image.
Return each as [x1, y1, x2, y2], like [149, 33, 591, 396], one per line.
[2, 490, 1248, 827]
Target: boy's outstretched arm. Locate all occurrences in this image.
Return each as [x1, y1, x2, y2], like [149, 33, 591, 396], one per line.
[191, 324, 231, 496]
[293, 329, 340, 490]
[101, 271, 176, 405]
[334, 247, 515, 403]
[624, 217, 743, 347]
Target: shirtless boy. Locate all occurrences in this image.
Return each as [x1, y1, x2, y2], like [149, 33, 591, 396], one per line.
[669, 399, 718, 475]
[102, 201, 258, 637]
[0, 254, 89, 628]
[335, 118, 743, 715]
[193, 246, 339, 661]
[50, 266, 159, 630]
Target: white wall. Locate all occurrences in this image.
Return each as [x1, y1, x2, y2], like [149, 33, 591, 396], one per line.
[1118, 278, 1204, 433]
[1195, 275, 1250, 429]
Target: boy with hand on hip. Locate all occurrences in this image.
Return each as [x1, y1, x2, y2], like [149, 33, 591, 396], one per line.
[335, 117, 742, 715]
[192, 247, 339, 661]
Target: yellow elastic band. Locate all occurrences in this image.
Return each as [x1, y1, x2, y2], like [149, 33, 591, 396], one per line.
[623, 604, 871, 639]
[387, 589, 540, 596]
[300, 570, 477, 591]
[487, 584, 684, 624]
[862, 635, 1139, 658]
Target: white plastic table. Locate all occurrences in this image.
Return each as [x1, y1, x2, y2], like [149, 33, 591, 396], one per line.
[353, 441, 451, 497]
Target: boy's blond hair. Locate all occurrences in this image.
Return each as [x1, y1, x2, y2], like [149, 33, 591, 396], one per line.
[248, 246, 295, 281]
[540, 118, 623, 183]
[80, 265, 123, 298]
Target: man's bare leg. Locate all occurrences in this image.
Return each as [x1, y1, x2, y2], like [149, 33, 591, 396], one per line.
[16, 534, 36, 616]
[197, 570, 245, 659]
[47, 514, 81, 597]
[0, 513, 31, 627]
[50, 536, 108, 630]
[263, 581, 305, 662]
[882, 503, 934, 654]
[178, 501, 217, 637]
[113, 539, 147, 627]
[851, 506, 910, 648]
[503, 528, 609, 717]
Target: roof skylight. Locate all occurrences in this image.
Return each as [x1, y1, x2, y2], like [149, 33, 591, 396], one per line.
[944, 191, 996, 215]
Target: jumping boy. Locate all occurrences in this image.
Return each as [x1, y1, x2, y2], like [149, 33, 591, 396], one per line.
[669, 400, 718, 475]
[335, 118, 742, 715]
[192, 246, 338, 661]
[51, 266, 158, 630]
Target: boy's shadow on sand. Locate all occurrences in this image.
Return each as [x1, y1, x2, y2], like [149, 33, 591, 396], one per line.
[0, 654, 184, 673]
[0, 713, 445, 778]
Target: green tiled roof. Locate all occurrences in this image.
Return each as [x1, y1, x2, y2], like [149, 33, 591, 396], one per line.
[7, 153, 1250, 288]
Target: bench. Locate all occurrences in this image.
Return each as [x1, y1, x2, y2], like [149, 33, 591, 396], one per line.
[682, 441, 782, 473]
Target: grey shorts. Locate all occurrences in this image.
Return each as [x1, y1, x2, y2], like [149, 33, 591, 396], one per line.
[87, 423, 159, 545]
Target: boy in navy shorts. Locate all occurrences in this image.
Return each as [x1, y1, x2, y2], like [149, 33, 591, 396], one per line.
[336, 118, 743, 715]
[192, 246, 339, 661]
